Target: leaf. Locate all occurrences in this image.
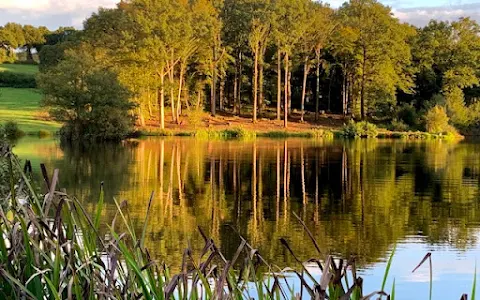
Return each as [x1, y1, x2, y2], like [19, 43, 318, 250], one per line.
[381, 244, 396, 292]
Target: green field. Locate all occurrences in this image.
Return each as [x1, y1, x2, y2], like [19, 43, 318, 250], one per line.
[0, 87, 60, 134]
[0, 63, 39, 75]
[0, 63, 59, 134]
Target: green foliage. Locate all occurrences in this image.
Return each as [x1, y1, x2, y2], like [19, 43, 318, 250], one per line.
[341, 120, 378, 138]
[194, 128, 256, 140]
[389, 119, 410, 132]
[2, 121, 24, 138]
[309, 128, 334, 139]
[37, 129, 51, 138]
[186, 109, 208, 129]
[445, 87, 470, 127]
[425, 105, 450, 134]
[38, 43, 74, 72]
[37, 47, 135, 141]
[337, 0, 414, 118]
[397, 104, 418, 128]
[0, 71, 36, 88]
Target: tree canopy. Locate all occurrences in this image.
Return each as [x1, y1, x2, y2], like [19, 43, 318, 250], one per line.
[5, 0, 480, 137]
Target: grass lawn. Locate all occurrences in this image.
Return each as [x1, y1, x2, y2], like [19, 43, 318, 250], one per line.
[0, 63, 39, 75]
[0, 87, 60, 133]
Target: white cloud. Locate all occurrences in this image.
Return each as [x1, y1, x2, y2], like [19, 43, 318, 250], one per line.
[0, 0, 118, 29]
[1, 0, 480, 29]
[393, 3, 480, 26]
[0, 0, 117, 12]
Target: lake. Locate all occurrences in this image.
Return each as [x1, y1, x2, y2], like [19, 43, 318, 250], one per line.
[13, 137, 480, 299]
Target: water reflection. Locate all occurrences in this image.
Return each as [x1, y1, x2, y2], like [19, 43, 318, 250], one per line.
[13, 138, 480, 271]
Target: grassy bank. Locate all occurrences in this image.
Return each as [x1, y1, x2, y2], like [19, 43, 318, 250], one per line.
[137, 126, 463, 141]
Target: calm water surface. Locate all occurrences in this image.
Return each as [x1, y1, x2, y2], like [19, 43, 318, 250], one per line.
[13, 137, 480, 299]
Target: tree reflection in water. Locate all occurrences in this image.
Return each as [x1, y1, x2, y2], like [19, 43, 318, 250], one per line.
[15, 138, 480, 271]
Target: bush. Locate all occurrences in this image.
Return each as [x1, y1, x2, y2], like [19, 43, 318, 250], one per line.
[309, 128, 334, 139]
[397, 104, 418, 128]
[388, 119, 410, 132]
[425, 106, 450, 134]
[341, 120, 378, 138]
[445, 87, 470, 127]
[38, 130, 52, 138]
[186, 109, 208, 129]
[2, 121, 24, 138]
[0, 71, 36, 88]
[194, 128, 256, 140]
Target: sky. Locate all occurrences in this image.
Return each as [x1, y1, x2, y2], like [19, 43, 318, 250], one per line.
[1, 0, 480, 29]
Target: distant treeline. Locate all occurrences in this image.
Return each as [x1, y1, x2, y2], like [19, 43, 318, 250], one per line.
[4, 0, 480, 138]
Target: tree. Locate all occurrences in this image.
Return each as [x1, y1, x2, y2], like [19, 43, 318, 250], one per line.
[249, 9, 271, 122]
[22, 25, 49, 61]
[297, 1, 334, 122]
[127, 0, 192, 129]
[273, 0, 310, 128]
[0, 23, 25, 62]
[37, 46, 135, 140]
[338, 0, 414, 119]
[311, 4, 335, 120]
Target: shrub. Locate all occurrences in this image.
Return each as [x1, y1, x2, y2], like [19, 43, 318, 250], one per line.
[38, 130, 52, 138]
[186, 109, 208, 129]
[2, 121, 24, 138]
[341, 120, 378, 138]
[0, 71, 36, 88]
[194, 128, 256, 140]
[309, 128, 334, 139]
[388, 119, 409, 132]
[445, 87, 470, 127]
[425, 106, 450, 134]
[397, 104, 418, 127]
[226, 127, 256, 139]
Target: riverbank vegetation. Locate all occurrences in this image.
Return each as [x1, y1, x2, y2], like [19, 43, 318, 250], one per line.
[0, 142, 477, 299]
[2, 0, 480, 140]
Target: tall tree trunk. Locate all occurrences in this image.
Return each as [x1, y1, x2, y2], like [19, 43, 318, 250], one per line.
[301, 56, 309, 122]
[234, 60, 238, 114]
[288, 71, 292, 115]
[170, 87, 176, 123]
[277, 49, 282, 121]
[211, 47, 217, 116]
[27, 46, 34, 62]
[169, 66, 176, 123]
[237, 52, 243, 116]
[176, 64, 185, 124]
[253, 48, 258, 123]
[361, 47, 366, 120]
[219, 76, 225, 112]
[315, 51, 320, 121]
[159, 72, 165, 130]
[259, 57, 264, 115]
[259, 43, 266, 114]
[211, 76, 216, 116]
[348, 73, 353, 116]
[284, 53, 289, 128]
[342, 67, 347, 116]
